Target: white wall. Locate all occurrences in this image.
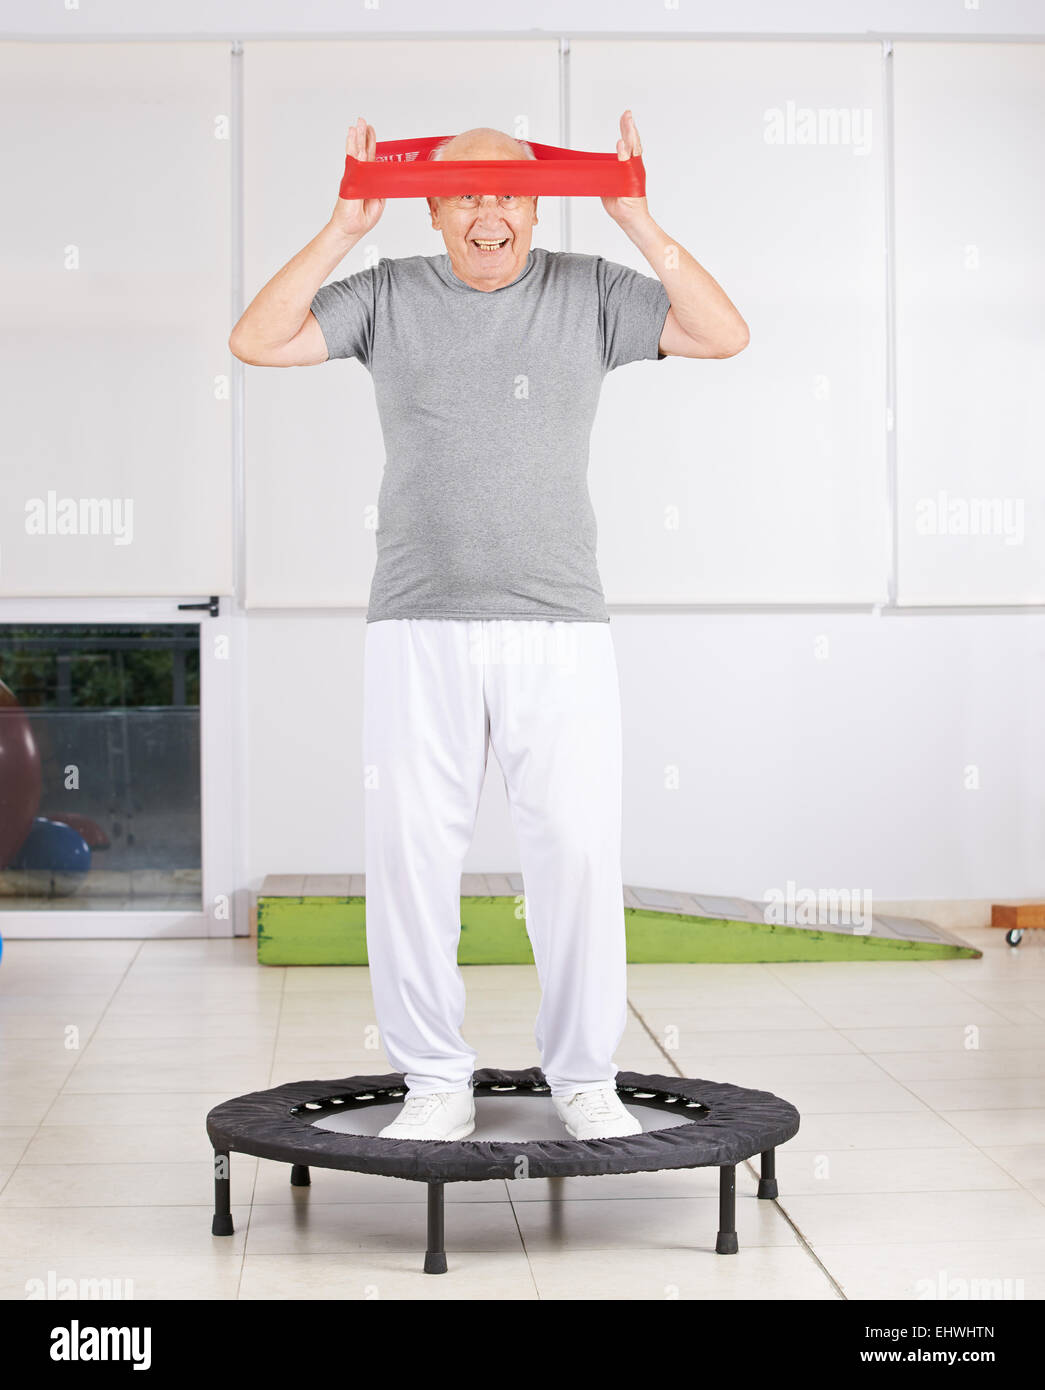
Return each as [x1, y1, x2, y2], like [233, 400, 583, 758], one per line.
[894, 43, 1045, 603]
[246, 610, 1045, 904]
[4, 6, 1044, 930]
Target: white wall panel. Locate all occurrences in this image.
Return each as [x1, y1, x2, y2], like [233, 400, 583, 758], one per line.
[894, 43, 1045, 604]
[0, 42, 233, 597]
[245, 609, 1045, 902]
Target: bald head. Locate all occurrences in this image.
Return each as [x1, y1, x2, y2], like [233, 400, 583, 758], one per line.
[429, 128, 536, 162]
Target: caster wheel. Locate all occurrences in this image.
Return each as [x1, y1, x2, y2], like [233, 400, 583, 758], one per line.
[1005, 929, 1024, 947]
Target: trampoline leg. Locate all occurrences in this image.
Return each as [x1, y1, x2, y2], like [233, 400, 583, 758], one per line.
[290, 1164, 311, 1187]
[212, 1150, 234, 1237]
[424, 1181, 447, 1275]
[757, 1148, 778, 1200]
[715, 1164, 739, 1254]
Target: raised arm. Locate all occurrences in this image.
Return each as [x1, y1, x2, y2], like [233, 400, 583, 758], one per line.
[228, 117, 386, 367]
[602, 111, 749, 360]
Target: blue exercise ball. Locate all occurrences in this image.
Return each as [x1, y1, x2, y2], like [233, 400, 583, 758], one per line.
[7, 817, 92, 896]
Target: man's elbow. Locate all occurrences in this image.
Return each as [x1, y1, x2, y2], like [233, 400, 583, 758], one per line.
[719, 321, 750, 358]
[228, 330, 276, 367]
[228, 329, 254, 364]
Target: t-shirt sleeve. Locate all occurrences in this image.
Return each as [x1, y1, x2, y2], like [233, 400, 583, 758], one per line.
[309, 264, 379, 366]
[595, 256, 672, 372]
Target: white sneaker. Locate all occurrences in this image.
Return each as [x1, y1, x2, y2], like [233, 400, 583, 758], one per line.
[552, 1087, 643, 1139]
[378, 1088, 475, 1141]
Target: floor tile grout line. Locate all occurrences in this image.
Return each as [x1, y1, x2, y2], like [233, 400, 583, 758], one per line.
[764, 962, 1045, 1246]
[502, 1180, 543, 1298]
[739, 1168, 849, 1301]
[833, 1008, 1045, 1189]
[763, 952, 1045, 1219]
[626, 996, 685, 1077]
[236, 964, 292, 1297]
[724, 960, 1027, 1130]
[966, 1140, 1045, 1194]
[4, 940, 148, 1206]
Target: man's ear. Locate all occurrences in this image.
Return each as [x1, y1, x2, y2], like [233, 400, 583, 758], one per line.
[426, 196, 439, 228]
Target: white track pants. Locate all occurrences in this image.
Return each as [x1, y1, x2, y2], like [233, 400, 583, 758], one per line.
[362, 618, 628, 1098]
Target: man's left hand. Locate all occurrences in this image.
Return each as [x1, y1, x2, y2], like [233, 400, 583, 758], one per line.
[601, 110, 652, 229]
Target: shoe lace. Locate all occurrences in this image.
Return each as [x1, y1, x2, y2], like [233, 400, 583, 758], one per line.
[571, 1089, 618, 1121]
[398, 1094, 442, 1123]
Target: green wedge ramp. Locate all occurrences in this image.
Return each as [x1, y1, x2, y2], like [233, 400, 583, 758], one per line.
[256, 885, 979, 966]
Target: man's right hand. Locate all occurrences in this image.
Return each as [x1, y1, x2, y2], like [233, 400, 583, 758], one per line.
[229, 117, 385, 366]
[330, 117, 386, 238]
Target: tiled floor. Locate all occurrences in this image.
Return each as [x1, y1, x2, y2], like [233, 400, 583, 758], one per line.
[1, 927, 1043, 1300]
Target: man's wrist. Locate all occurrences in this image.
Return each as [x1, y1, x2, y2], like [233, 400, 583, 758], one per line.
[618, 211, 662, 251]
[322, 220, 363, 258]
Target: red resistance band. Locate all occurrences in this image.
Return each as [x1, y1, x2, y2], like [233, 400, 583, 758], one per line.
[338, 136, 646, 200]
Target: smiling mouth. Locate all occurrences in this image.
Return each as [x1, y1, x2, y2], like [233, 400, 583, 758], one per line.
[471, 237, 509, 254]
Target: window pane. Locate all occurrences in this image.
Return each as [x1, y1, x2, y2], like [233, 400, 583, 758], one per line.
[0, 624, 201, 911]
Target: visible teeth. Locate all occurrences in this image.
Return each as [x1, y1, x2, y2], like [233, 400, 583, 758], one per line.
[474, 239, 506, 248]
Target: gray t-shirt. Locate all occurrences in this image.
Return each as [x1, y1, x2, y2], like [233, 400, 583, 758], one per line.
[310, 246, 670, 623]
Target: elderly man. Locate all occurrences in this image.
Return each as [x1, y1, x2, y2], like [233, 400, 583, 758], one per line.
[230, 112, 748, 1141]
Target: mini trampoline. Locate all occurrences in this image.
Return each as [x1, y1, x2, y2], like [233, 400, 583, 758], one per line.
[206, 1066, 800, 1273]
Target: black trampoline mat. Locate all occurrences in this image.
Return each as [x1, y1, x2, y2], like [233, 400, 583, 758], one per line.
[311, 1092, 696, 1142]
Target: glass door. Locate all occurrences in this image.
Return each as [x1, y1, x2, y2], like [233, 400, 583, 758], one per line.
[0, 599, 242, 939]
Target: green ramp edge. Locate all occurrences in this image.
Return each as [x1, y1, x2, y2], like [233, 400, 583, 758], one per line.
[256, 896, 978, 966]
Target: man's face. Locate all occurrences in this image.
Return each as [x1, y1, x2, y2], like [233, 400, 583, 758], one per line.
[427, 144, 539, 292]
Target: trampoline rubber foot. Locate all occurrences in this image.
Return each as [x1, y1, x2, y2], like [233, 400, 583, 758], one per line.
[715, 1231, 739, 1254]
[290, 1164, 311, 1187]
[757, 1148, 778, 1200]
[212, 1214, 235, 1237]
[423, 1251, 448, 1275]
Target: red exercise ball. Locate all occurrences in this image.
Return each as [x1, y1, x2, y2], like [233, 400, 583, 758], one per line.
[0, 678, 43, 869]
